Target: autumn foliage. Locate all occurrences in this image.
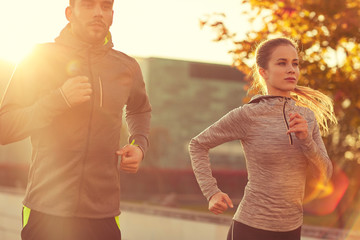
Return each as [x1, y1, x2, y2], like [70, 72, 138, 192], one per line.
[200, 0, 360, 167]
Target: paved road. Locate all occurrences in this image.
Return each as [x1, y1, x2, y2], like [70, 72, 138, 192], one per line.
[1, 189, 358, 240]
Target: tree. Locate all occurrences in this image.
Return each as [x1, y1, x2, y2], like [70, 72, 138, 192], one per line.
[200, 0, 360, 229]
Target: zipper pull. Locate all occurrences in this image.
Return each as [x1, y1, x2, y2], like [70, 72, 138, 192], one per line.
[283, 98, 294, 145]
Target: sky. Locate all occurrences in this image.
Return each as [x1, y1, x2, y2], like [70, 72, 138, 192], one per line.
[0, 0, 250, 65]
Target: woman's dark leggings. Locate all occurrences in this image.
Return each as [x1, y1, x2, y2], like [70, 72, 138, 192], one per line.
[227, 220, 301, 240]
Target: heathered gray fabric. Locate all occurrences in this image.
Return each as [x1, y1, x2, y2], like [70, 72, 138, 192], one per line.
[188, 95, 333, 232]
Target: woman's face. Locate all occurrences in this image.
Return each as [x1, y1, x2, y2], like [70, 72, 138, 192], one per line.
[260, 44, 299, 97]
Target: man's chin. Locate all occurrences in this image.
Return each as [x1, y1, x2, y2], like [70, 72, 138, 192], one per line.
[86, 32, 107, 44]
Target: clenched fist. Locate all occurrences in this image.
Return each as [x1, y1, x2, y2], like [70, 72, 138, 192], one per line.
[116, 144, 143, 173]
[208, 191, 234, 215]
[60, 76, 92, 107]
[287, 112, 309, 140]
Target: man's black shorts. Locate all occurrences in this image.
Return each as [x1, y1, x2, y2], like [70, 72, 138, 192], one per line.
[21, 207, 121, 240]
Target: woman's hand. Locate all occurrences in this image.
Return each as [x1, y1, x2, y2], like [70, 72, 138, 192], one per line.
[208, 192, 233, 215]
[287, 113, 308, 140]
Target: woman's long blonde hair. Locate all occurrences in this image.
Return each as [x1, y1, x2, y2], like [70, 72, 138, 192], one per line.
[250, 37, 337, 135]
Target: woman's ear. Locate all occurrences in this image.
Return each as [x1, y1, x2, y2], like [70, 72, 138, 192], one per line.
[65, 6, 72, 22]
[259, 67, 268, 81]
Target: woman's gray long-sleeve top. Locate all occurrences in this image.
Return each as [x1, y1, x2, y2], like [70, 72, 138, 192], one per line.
[189, 95, 333, 232]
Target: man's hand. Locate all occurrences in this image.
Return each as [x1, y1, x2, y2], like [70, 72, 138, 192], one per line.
[116, 144, 143, 173]
[208, 191, 233, 215]
[60, 76, 92, 107]
[287, 112, 309, 140]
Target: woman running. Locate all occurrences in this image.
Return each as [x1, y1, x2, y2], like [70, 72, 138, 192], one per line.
[189, 37, 337, 240]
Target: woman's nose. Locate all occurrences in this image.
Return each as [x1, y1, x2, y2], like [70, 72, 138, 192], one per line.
[287, 65, 295, 73]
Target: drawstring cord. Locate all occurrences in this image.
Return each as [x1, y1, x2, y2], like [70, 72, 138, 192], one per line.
[98, 76, 103, 107]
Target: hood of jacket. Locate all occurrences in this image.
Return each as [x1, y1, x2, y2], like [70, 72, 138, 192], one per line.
[55, 24, 114, 61]
[249, 94, 294, 105]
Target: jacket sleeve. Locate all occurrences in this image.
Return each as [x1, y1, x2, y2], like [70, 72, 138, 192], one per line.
[299, 111, 333, 183]
[0, 50, 70, 145]
[125, 59, 151, 155]
[188, 107, 248, 201]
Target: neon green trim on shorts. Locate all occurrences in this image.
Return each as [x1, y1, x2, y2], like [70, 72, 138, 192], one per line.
[115, 215, 120, 230]
[23, 206, 31, 228]
[23, 205, 120, 231]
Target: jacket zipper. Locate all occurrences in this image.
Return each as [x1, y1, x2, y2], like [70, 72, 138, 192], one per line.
[283, 98, 293, 145]
[75, 50, 96, 213]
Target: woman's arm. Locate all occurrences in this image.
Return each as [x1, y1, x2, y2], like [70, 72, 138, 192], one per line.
[188, 107, 248, 201]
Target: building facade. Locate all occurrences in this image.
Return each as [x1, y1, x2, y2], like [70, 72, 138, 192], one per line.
[138, 57, 247, 169]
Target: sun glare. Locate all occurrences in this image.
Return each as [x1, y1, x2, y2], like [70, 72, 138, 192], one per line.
[0, 44, 35, 64]
[0, 1, 67, 63]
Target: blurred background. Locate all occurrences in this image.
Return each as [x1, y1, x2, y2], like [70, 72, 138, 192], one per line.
[1, 0, 360, 239]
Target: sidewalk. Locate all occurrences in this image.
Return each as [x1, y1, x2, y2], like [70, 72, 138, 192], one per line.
[0, 188, 23, 240]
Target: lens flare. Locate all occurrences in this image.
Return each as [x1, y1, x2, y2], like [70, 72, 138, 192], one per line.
[66, 60, 82, 77]
[303, 165, 349, 216]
